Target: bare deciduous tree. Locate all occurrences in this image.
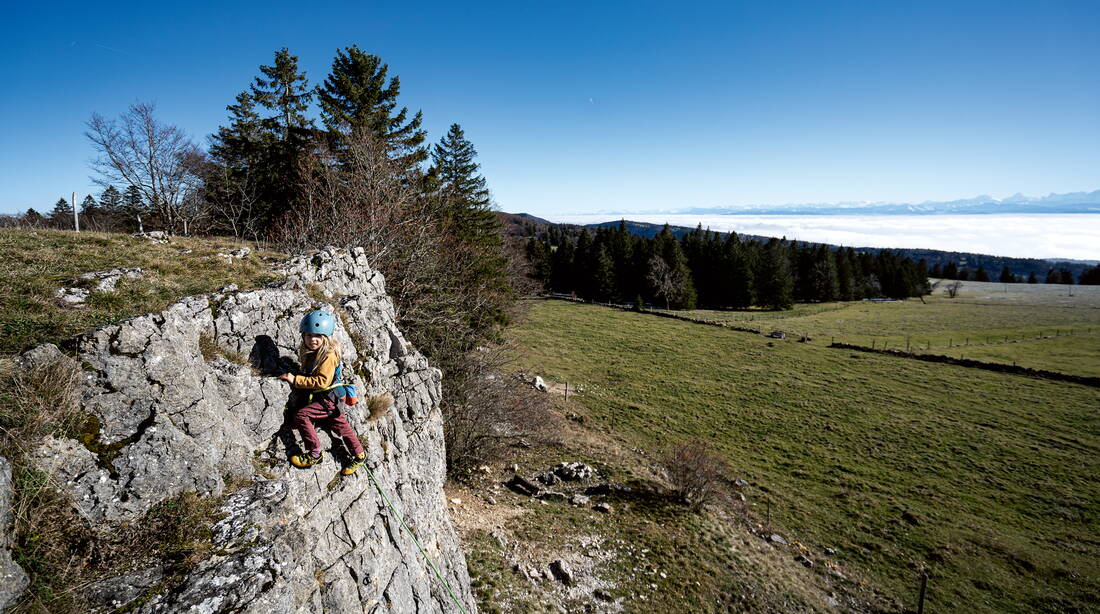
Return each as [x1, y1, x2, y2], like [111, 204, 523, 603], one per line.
[85, 102, 204, 235]
[945, 281, 962, 298]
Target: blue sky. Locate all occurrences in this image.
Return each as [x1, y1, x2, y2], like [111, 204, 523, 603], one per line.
[2, 0, 1098, 217]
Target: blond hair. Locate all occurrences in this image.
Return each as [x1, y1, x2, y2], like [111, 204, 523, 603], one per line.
[298, 335, 342, 375]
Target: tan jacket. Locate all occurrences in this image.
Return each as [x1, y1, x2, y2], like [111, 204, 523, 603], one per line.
[293, 350, 339, 390]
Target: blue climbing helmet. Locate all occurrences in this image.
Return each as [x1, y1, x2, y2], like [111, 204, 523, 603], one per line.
[299, 309, 335, 336]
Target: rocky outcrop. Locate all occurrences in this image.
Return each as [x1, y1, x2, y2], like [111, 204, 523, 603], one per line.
[20, 247, 476, 613]
[0, 456, 29, 611]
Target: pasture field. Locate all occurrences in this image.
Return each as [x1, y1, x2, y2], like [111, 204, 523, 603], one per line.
[508, 300, 1100, 613]
[667, 281, 1100, 377]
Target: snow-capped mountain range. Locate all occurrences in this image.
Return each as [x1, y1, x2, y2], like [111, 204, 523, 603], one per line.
[669, 190, 1100, 216]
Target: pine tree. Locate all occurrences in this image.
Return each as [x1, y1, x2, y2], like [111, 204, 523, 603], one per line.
[50, 198, 74, 228]
[122, 185, 147, 233]
[81, 194, 98, 214]
[249, 48, 313, 144]
[430, 124, 497, 243]
[1027, 271, 1038, 284]
[317, 45, 427, 170]
[999, 266, 1015, 283]
[758, 238, 794, 310]
[99, 185, 122, 211]
[208, 50, 314, 235]
[974, 266, 990, 282]
[1080, 264, 1100, 285]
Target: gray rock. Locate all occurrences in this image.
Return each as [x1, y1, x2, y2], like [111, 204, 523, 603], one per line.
[594, 503, 612, 514]
[734, 478, 749, 488]
[769, 534, 788, 546]
[549, 559, 574, 585]
[532, 375, 548, 392]
[570, 494, 590, 506]
[551, 461, 595, 481]
[86, 565, 166, 610]
[22, 248, 477, 614]
[795, 554, 813, 568]
[0, 457, 29, 610]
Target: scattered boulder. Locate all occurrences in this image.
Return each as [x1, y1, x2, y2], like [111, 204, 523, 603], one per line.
[549, 559, 575, 585]
[594, 503, 613, 514]
[769, 534, 788, 546]
[553, 461, 596, 481]
[532, 375, 548, 392]
[217, 247, 251, 264]
[506, 474, 542, 497]
[766, 330, 786, 339]
[55, 268, 145, 305]
[734, 478, 749, 488]
[571, 494, 590, 506]
[134, 231, 169, 244]
[796, 554, 814, 568]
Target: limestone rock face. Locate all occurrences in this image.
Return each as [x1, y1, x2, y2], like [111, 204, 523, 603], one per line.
[0, 456, 29, 611]
[24, 247, 476, 613]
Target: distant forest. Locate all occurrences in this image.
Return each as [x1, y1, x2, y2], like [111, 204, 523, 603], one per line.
[524, 222, 932, 310]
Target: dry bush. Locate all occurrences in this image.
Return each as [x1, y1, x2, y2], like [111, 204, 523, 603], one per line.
[661, 437, 733, 512]
[0, 355, 84, 455]
[366, 392, 393, 422]
[443, 346, 555, 475]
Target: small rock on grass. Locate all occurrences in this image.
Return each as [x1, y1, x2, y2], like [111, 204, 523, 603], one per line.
[594, 503, 612, 514]
[769, 534, 788, 545]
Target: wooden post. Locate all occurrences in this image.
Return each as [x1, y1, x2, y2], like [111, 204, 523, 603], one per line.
[564, 382, 569, 402]
[917, 570, 928, 614]
[72, 191, 80, 232]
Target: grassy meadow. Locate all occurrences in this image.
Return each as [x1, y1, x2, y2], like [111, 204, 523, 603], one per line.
[0, 229, 283, 354]
[665, 280, 1100, 377]
[507, 299, 1100, 613]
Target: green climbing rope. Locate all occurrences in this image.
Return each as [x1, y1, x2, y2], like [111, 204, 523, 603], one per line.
[364, 465, 472, 614]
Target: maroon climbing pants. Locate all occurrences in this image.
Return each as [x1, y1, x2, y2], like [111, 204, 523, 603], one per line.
[292, 399, 365, 457]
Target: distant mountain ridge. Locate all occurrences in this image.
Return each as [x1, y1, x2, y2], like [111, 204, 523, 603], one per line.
[665, 189, 1100, 216]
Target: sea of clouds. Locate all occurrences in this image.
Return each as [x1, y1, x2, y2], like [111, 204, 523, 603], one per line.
[549, 213, 1100, 261]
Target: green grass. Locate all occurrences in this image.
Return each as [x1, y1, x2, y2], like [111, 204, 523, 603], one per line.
[924, 334, 1100, 377]
[672, 290, 1100, 376]
[508, 300, 1100, 613]
[0, 228, 284, 354]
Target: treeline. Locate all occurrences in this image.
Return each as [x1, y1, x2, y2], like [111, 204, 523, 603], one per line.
[525, 222, 931, 310]
[930, 261, 1100, 285]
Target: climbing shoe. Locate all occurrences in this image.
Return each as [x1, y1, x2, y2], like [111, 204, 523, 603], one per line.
[291, 452, 323, 468]
[341, 452, 367, 476]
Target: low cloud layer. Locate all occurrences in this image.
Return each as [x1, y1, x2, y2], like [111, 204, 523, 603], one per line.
[550, 214, 1100, 260]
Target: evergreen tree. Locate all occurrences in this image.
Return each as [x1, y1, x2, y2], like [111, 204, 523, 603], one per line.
[1027, 271, 1038, 284]
[249, 48, 313, 144]
[974, 266, 990, 282]
[430, 124, 498, 243]
[99, 185, 122, 211]
[208, 50, 314, 236]
[943, 262, 959, 280]
[930, 263, 943, 278]
[122, 184, 147, 233]
[317, 45, 427, 170]
[81, 194, 98, 215]
[999, 266, 1015, 283]
[1079, 264, 1100, 285]
[758, 239, 794, 309]
[22, 208, 46, 227]
[50, 198, 74, 228]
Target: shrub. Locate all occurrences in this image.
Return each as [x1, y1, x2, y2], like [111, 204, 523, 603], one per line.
[442, 346, 555, 475]
[661, 437, 732, 512]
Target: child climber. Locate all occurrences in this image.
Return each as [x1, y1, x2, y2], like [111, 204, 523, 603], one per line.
[279, 309, 367, 476]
